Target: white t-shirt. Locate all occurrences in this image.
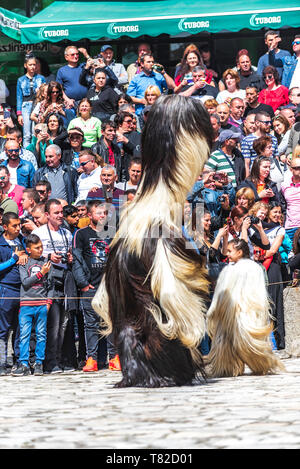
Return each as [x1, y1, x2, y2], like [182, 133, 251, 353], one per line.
[289, 58, 300, 89]
[32, 224, 72, 267]
[7, 166, 18, 185]
[216, 89, 246, 104]
[76, 166, 102, 203]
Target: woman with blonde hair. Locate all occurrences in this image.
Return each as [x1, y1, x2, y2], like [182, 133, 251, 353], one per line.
[144, 85, 161, 106]
[216, 69, 246, 105]
[235, 187, 255, 210]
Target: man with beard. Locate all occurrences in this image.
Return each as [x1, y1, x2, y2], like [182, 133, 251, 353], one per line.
[91, 121, 121, 180]
[2, 140, 35, 189]
[244, 86, 274, 118]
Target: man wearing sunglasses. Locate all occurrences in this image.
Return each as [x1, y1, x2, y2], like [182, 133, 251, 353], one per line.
[56, 45, 88, 110]
[54, 127, 85, 168]
[241, 111, 278, 178]
[3, 140, 35, 189]
[269, 34, 300, 89]
[281, 157, 300, 243]
[75, 150, 102, 203]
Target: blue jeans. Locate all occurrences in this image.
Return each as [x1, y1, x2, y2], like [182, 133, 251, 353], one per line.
[0, 285, 20, 366]
[22, 101, 33, 148]
[19, 305, 48, 366]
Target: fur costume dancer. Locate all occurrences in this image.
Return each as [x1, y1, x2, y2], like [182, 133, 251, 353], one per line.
[92, 95, 213, 388]
[206, 259, 285, 377]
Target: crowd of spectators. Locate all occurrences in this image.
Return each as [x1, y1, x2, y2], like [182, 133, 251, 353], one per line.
[0, 29, 299, 376]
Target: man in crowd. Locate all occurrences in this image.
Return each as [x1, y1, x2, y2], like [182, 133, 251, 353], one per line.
[269, 34, 300, 89]
[54, 127, 86, 167]
[76, 150, 102, 203]
[227, 98, 245, 133]
[91, 121, 121, 181]
[56, 45, 88, 109]
[179, 66, 218, 102]
[205, 129, 245, 188]
[33, 145, 78, 204]
[32, 199, 76, 373]
[31, 202, 48, 228]
[279, 107, 296, 129]
[72, 200, 119, 372]
[210, 114, 221, 152]
[127, 43, 152, 84]
[236, 52, 264, 90]
[244, 86, 274, 118]
[115, 111, 141, 181]
[281, 156, 300, 243]
[243, 112, 257, 136]
[288, 87, 300, 107]
[127, 53, 175, 116]
[257, 30, 291, 79]
[100, 45, 128, 88]
[216, 103, 236, 131]
[241, 111, 279, 177]
[0, 127, 38, 170]
[0, 212, 27, 375]
[3, 140, 35, 189]
[34, 180, 51, 203]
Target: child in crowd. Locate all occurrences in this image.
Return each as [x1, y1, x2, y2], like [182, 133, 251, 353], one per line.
[13, 234, 52, 376]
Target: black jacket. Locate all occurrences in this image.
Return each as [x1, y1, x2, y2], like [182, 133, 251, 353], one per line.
[33, 162, 79, 204]
[91, 137, 122, 180]
[87, 85, 119, 117]
[238, 179, 281, 205]
[121, 131, 142, 181]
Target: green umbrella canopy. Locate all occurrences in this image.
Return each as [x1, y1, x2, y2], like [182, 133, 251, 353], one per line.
[20, 0, 300, 44]
[0, 7, 27, 41]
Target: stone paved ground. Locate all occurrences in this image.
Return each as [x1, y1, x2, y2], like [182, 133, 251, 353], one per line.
[1, 356, 300, 449]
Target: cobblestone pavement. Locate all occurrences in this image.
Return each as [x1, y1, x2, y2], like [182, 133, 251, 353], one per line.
[0, 357, 300, 449]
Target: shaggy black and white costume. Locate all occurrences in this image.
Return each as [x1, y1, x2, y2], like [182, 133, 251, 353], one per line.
[92, 95, 213, 387]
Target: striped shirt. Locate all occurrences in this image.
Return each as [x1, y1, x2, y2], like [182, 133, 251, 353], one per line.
[205, 149, 237, 187]
[241, 133, 278, 169]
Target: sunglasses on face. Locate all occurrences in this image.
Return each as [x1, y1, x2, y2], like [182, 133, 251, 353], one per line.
[264, 75, 274, 80]
[0, 176, 6, 181]
[291, 166, 300, 170]
[36, 189, 47, 194]
[258, 120, 272, 125]
[6, 149, 19, 154]
[69, 53, 79, 57]
[80, 160, 92, 166]
[292, 41, 300, 46]
[69, 134, 82, 140]
[51, 90, 59, 94]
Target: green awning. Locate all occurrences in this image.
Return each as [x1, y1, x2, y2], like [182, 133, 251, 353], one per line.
[0, 7, 27, 41]
[21, 0, 300, 44]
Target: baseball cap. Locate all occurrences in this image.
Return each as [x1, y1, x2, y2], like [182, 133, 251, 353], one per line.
[219, 129, 241, 143]
[101, 45, 113, 53]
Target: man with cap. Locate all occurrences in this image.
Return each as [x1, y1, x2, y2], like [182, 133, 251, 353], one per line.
[53, 127, 86, 169]
[204, 129, 245, 188]
[100, 45, 128, 88]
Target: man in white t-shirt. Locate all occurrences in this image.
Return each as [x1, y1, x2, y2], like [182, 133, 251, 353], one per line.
[75, 150, 102, 204]
[32, 199, 75, 374]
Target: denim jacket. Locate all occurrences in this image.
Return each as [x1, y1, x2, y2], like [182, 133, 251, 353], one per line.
[269, 51, 298, 89]
[16, 74, 46, 114]
[3, 158, 35, 188]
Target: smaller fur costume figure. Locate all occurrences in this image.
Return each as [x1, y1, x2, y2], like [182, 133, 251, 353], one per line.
[206, 259, 285, 377]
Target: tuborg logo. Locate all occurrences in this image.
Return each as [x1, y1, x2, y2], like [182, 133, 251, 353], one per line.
[250, 14, 282, 27]
[107, 23, 139, 36]
[178, 18, 210, 31]
[39, 27, 69, 40]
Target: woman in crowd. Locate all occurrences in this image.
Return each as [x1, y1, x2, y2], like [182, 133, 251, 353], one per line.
[16, 54, 46, 147]
[216, 69, 246, 105]
[174, 44, 214, 94]
[26, 123, 53, 167]
[258, 66, 289, 112]
[262, 202, 290, 350]
[272, 114, 291, 161]
[235, 187, 255, 211]
[68, 98, 102, 148]
[45, 112, 65, 142]
[30, 83, 48, 124]
[144, 85, 161, 106]
[252, 136, 284, 189]
[40, 81, 75, 127]
[238, 156, 280, 205]
[204, 99, 218, 115]
[87, 69, 119, 122]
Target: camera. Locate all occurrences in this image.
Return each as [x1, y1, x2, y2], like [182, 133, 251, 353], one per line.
[249, 215, 260, 225]
[20, 218, 29, 226]
[218, 195, 226, 203]
[212, 173, 223, 181]
[59, 253, 68, 264]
